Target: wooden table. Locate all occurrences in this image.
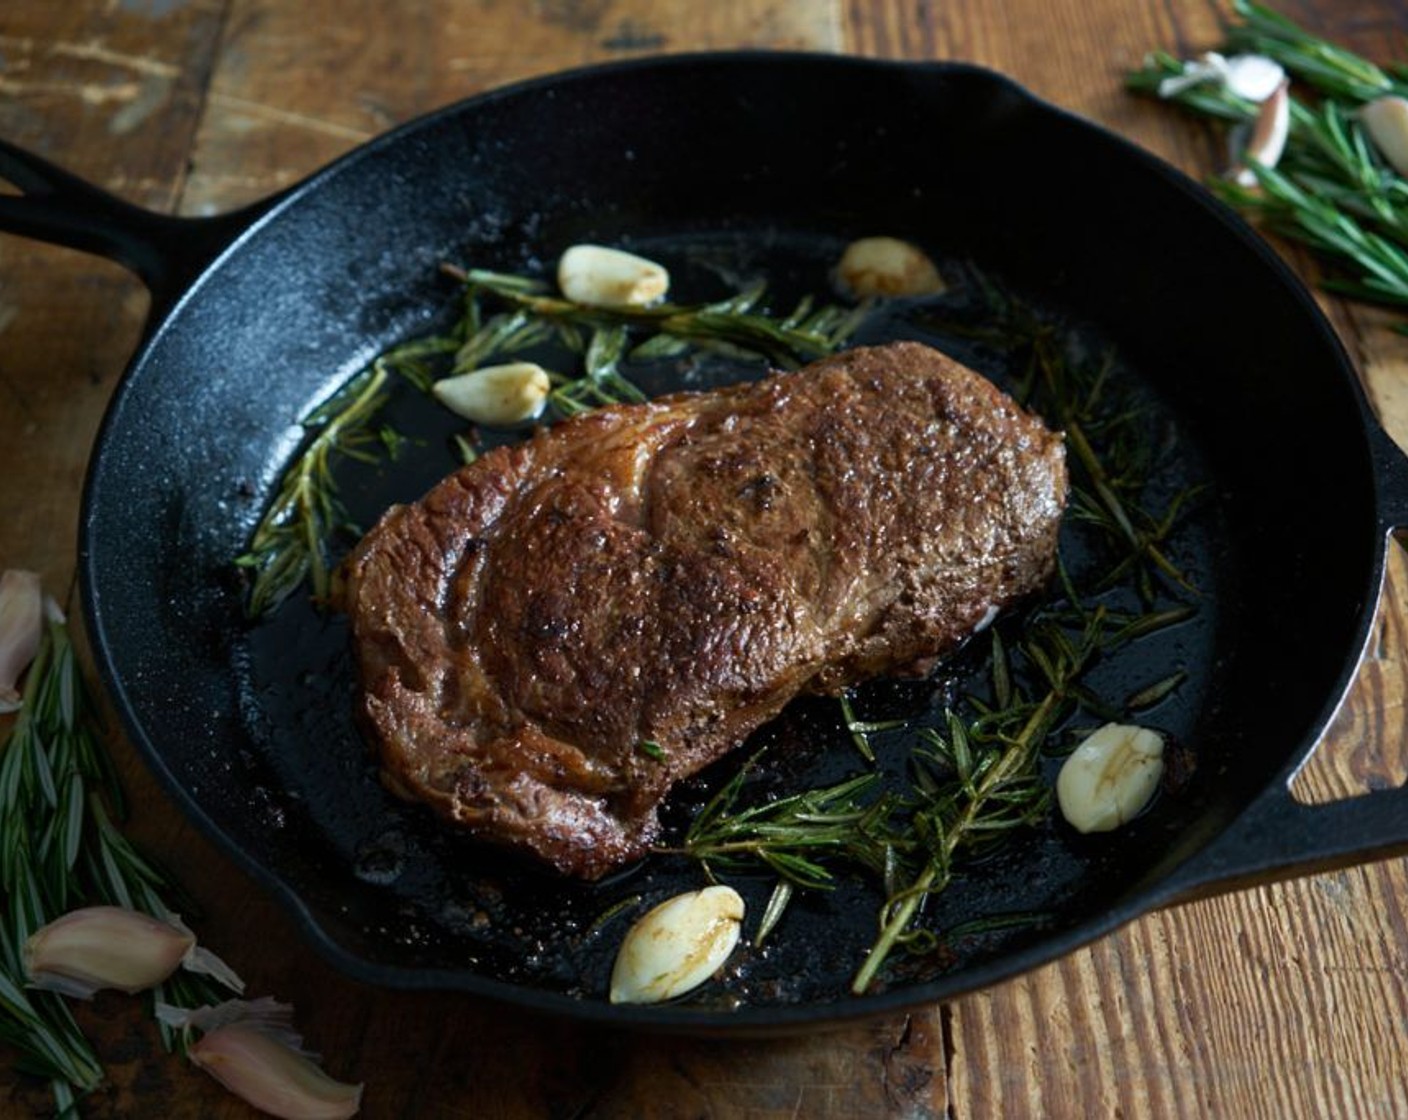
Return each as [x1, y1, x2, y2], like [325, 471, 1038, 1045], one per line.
[3, 1, 1407, 1116]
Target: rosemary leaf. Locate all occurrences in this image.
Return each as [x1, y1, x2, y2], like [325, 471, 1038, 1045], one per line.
[755, 879, 794, 947]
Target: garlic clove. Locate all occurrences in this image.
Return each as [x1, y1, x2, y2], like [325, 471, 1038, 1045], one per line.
[0, 569, 43, 713]
[1359, 96, 1408, 178]
[1056, 723, 1165, 834]
[557, 244, 670, 309]
[1232, 78, 1290, 187]
[189, 1023, 362, 1120]
[432, 362, 551, 427]
[25, 906, 196, 998]
[1222, 54, 1287, 103]
[609, 885, 744, 1004]
[836, 236, 945, 299]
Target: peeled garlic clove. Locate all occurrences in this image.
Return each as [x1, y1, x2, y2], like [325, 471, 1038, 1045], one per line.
[190, 1023, 362, 1120]
[1222, 54, 1286, 103]
[432, 362, 550, 427]
[0, 569, 43, 713]
[609, 885, 744, 1004]
[836, 236, 945, 298]
[557, 244, 669, 308]
[1057, 723, 1165, 834]
[1360, 96, 1408, 178]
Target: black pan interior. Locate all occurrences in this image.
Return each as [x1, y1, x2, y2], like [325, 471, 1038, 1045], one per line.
[80, 56, 1382, 1028]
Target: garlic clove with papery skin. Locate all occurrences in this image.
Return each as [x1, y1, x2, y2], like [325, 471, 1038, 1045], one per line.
[0, 569, 43, 713]
[432, 362, 551, 427]
[1359, 96, 1408, 178]
[609, 885, 744, 1004]
[557, 244, 670, 309]
[836, 236, 945, 299]
[23, 905, 245, 999]
[190, 1025, 362, 1120]
[1231, 78, 1291, 188]
[161, 998, 362, 1120]
[1056, 723, 1165, 834]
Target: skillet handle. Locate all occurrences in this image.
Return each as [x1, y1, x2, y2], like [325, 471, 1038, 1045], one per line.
[0, 137, 274, 320]
[1157, 779, 1408, 905]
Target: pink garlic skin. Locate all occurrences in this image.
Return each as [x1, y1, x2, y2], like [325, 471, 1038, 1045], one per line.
[0, 569, 43, 711]
[190, 1024, 363, 1120]
[23, 905, 193, 999]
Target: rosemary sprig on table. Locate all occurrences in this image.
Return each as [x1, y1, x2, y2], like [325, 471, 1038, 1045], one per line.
[237, 262, 867, 618]
[1222, 0, 1408, 104]
[0, 613, 230, 1110]
[1127, 0, 1408, 320]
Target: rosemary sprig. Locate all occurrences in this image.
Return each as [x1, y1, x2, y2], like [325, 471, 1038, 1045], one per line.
[1128, 0, 1408, 325]
[441, 265, 870, 371]
[0, 612, 231, 1108]
[1223, 0, 1408, 104]
[681, 766, 897, 891]
[676, 279, 1200, 990]
[677, 599, 1175, 992]
[234, 362, 391, 618]
[850, 612, 1104, 994]
[240, 260, 867, 618]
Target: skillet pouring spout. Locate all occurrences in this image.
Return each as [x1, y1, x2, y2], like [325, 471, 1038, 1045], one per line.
[4, 52, 1408, 1029]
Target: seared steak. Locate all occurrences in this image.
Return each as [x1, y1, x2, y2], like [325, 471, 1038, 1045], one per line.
[339, 342, 1068, 878]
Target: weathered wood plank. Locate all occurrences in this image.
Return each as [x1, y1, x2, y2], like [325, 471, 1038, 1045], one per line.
[3, 0, 1408, 1116]
[180, 0, 844, 213]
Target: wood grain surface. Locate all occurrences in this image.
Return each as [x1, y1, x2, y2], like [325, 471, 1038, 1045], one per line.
[2, 1, 1407, 1116]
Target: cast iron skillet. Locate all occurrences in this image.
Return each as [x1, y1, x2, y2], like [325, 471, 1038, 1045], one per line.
[4, 54, 1408, 1032]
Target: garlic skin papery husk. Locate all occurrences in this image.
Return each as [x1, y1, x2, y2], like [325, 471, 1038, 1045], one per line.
[432, 362, 551, 427]
[557, 244, 670, 309]
[23, 906, 245, 999]
[836, 236, 945, 298]
[1360, 96, 1408, 178]
[609, 885, 744, 1004]
[160, 998, 362, 1120]
[1056, 723, 1165, 834]
[0, 568, 43, 712]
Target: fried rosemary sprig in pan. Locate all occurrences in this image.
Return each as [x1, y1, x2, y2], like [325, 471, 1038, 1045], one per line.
[238, 261, 868, 618]
[677, 287, 1201, 991]
[676, 602, 1176, 993]
[439, 263, 871, 370]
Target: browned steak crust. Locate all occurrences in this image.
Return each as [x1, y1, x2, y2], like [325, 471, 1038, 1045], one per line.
[339, 342, 1068, 878]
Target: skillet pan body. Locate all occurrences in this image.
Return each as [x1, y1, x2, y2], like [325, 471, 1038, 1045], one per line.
[72, 54, 1400, 1030]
